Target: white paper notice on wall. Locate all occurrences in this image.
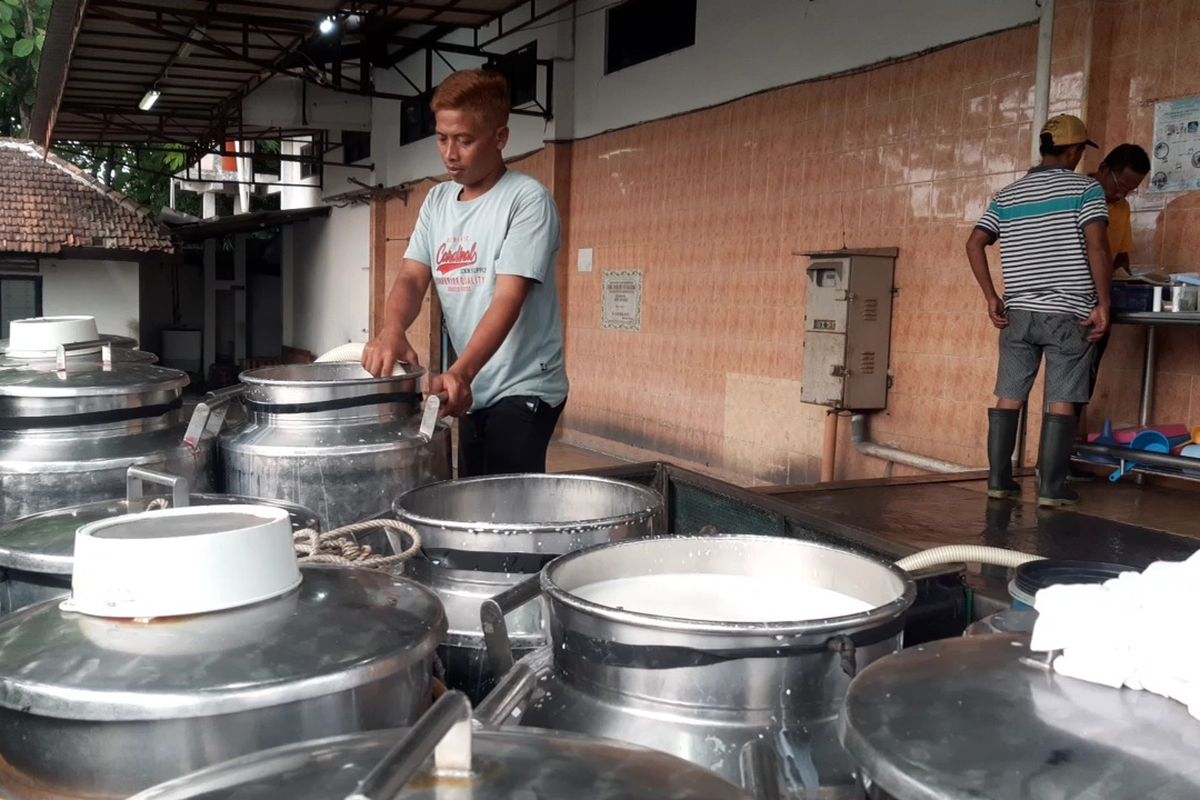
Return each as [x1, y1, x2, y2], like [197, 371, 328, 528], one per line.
[578, 248, 593, 273]
[602, 270, 643, 332]
[1151, 96, 1200, 193]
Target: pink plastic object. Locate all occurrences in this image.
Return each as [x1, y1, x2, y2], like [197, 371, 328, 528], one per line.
[1089, 423, 1190, 445]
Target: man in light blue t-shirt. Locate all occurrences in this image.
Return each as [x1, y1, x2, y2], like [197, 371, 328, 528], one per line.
[362, 69, 568, 477]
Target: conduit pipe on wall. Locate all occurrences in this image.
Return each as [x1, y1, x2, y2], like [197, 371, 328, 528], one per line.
[850, 414, 976, 475]
[1031, 0, 1055, 163]
[821, 411, 838, 483]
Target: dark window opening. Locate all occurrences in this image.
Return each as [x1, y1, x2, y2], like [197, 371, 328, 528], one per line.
[299, 142, 316, 179]
[250, 192, 281, 213]
[401, 92, 436, 146]
[0, 275, 42, 338]
[606, 0, 696, 75]
[343, 130, 371, 164]
[216, 237, 235, 281]
[486, 42, 538, 108]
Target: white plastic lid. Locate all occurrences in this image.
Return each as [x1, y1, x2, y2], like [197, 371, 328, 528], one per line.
[64, 505, 301, 619]
[7, 316, 100, 356]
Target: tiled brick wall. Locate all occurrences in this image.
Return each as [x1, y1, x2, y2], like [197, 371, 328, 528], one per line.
[1083, 0, 1200, 434]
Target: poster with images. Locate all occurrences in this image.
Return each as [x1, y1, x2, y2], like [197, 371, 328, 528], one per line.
[1150, 96, 1200, 193]
[602, 270, 643, 332]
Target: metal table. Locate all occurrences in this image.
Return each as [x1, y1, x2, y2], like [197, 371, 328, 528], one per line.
[1113, 311, 1200, 427]
[841, 634, 1200, 799]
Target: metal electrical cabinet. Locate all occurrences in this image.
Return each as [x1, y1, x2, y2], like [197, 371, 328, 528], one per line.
[800, 250, 896, 410]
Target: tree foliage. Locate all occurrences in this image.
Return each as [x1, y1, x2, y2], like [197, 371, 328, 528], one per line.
[0, 0, 49, 136]
[53, 143, 200, 216]
[0, 0, 203, 215]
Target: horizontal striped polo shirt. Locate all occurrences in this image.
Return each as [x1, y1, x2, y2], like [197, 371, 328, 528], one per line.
[975, 166, 1108, 319]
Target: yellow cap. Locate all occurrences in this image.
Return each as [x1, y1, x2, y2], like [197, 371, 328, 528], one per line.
[1040, 114, 1097, 148]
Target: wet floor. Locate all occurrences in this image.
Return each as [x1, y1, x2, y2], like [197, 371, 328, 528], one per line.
[769, 480, 1199, 570]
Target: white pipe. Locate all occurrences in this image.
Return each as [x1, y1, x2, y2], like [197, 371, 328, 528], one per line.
[1031, 0, 1055, 163]
[850, 414, 976, 474]
[896, 545, 1044, 572]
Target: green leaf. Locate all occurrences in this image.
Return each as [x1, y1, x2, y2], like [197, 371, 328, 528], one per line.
[0, 22, 14, 38]
[13, 37, 33, 57]
[0, 5, 12, 23]
[35, 31, 44, 50]
[2, 0, 21, 8]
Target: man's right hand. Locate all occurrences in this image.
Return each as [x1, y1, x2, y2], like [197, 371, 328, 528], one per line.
[361, 327, 420, 377]
[987, 295, 1008, 329]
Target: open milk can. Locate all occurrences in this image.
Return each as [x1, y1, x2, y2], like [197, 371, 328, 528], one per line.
[0, 316, 230, 521]
[129, 689, 754, 800]
[221, 362, 451, 528]
[481, 534, 915, 799]
[393, 473, 664, 700]
[0, 465, 319, 615]
[0, 502, 446, 799]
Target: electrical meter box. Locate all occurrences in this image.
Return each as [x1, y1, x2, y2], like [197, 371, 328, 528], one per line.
[800, 250, 896, 410]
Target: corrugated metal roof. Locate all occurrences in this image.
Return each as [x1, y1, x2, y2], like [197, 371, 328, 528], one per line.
[32, 0, 547, 146]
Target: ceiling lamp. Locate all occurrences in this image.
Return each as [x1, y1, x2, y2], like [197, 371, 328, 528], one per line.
[138, 89, 161, 111]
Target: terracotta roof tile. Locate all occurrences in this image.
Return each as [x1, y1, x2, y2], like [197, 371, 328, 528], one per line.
[0, 139, 174, 255]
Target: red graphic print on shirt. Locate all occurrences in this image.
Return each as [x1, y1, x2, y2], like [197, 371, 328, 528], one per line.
[434, 236, 486, 293]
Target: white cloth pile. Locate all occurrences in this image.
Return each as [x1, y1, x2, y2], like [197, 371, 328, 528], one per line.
[1030, 550, 1200, 720]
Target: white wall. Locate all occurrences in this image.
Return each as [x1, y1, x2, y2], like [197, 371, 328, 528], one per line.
[41, 259, 140, 341]
[279, 137, 323, 209]
[372, 0, 1038, 187]
[289, 203, 371, 356]
[570, 0, 1040, 140]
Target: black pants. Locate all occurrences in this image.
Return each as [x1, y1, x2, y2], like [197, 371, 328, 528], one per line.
[458, 395, 566, 477]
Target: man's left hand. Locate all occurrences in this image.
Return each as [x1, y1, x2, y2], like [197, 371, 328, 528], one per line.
[430, 371, 473, 417]
[1081, 304, 1110, 342]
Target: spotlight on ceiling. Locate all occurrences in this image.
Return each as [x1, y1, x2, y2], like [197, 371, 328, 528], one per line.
[138, 89, 161, 111]
[318, 16, 336, 35]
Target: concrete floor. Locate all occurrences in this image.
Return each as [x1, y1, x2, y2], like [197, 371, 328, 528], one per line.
[546, 440, 627, 473]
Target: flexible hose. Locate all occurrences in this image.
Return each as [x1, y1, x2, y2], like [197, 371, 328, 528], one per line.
[896, 545, 1044, 572]
[315, 342, 409, 376]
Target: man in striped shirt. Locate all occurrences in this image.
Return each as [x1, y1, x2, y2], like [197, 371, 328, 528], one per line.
[965, 114, 1112, 507]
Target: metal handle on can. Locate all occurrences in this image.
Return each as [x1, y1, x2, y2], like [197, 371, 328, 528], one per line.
[417, 393, 444, 443]
[126, 466, 190, 510]
[183, 384, 245, 450]
[55, 339, 113, 373]
[738, 738, 786, 800]
[346, 690, 473, 800]
[480, 574, 544, 679]
[474, 661, 539, 728]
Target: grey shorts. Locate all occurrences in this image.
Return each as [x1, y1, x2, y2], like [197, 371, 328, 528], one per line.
[994, 309, 1096, 404]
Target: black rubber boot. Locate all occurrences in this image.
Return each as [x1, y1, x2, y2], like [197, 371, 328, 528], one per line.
[987, 408, 1021, 499]
[1038, 413, 1081, 507]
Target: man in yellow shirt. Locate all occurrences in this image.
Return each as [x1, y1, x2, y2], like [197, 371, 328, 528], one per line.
[1092, 144, 1149, 274]
[1075, 144, 1149, 475]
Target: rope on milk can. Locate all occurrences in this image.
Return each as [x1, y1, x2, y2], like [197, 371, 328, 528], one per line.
[139, 497, 422, 571]
[292, 519, 423, 571]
